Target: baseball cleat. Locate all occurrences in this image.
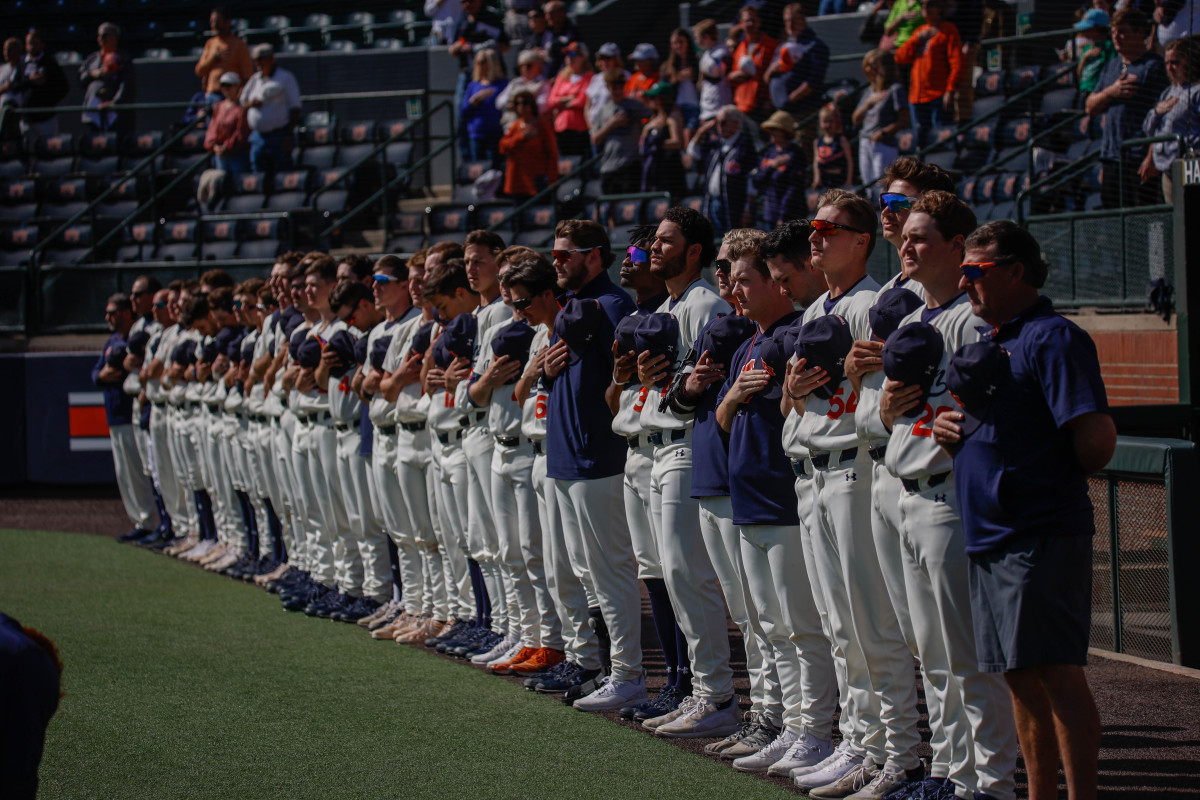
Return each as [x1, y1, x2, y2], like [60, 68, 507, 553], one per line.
[653, 696, 740, 739]
[573, 674, 648, 712]
[732, 729, 798, 771]
[768, 729, 836, 776]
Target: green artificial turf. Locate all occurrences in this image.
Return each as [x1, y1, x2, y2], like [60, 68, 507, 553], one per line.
[1, 529, 794, 800]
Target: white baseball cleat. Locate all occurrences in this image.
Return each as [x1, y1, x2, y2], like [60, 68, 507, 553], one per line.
[654, 696, 740, 739]
[732, 729, 798, 772]
[794, 743, 864, 790]
[573, 673, 648, 712]
[767, 729, 836, 777]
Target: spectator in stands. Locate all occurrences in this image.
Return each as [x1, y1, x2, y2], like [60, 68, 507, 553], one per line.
[820, 0, 862, 14]
[764, 3, 829, 124]
[499, 89, 559, 200]
[811, 103, 853, 188]
[592, 68, 649, 194]
[853, 48, 909, 195]
[426, 0, 465, 45]
[728, 5, 778, 121]
[547, 41, 593, 156]
[80, 23, 136, 135]
[1140, 35, 1200, 202]
[498, 49, 551, 129]
[1075, 10, 1116, 95]
[16, 29, 69, 143]
[881, 0, 923, 51]
[241, 44, 302, 174]
[1155, 0, 1200, 48]
[895, 0, 962, 148]
[542, 1, 581, 77]
[1086, 7, 1168, 208]
[688, 104, 757, 234]
[694, 19, 733, 124]
[194, 7, 253, 104]
[502, 0, 538, 44]
[515, 7, 550, 64]
[0, 38, 23, 110]
[749, 110, 806, 228]
[461, 48, 508, 165]
[449, 0, 510, 158]
[585, 43, 626, 133]
[204, 72, 250, 176]
[662, 29, 701, 143]
[625, 43, 661, 103]
[639, 82, 686, 198]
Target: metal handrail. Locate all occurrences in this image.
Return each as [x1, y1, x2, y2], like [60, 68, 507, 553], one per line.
[830, 26, 1080, 64]
[485, 153, 603, 233]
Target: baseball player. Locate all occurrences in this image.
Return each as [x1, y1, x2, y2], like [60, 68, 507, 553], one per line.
[130, 286, 178, 547]
[501, 255, 606, 695]
[782, 190, 919, 797]
[606, 227, 689, 720]
[94, 293, 158, 539]
[625, 207, 739, 736]
[544, 219, 642, 707]
[932, 221, 1114, 800]
[877, 193, 1019, 800]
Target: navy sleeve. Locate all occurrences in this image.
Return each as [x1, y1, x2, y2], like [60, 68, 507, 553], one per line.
[1030, 323, 1109, 429]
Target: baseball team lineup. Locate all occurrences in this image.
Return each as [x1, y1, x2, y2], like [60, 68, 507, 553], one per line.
[96, 155, 1116, 800]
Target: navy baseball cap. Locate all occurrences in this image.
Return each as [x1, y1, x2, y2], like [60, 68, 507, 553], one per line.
[432, 334, 453, 369]
[698, 314, 756, 371]
[793, 315, 854, 400]
[776, 318, 804, 360]
[491, 320, 536, 371]
[198, 339, 218, 363]
[613, 315, 640, 355]
[283, 312, 305, 341]
[757, 333, 788, 377]
[882, 322, 944, 418]
[367, 335, 388, 369]
[127, 330, 151, 359]
[554, 298, 614, 364]
[214, 326, 239, 357]
[444, 313, 478, 361]
[324, 329, 357, 377]
[411, 321, 434, 357]
[869, 288, 924, 343]
[171, 339, 197, 366]
[240, 335, 256, 365]
[227, 331, 247, 362]
[296, 335, 323, 369]
[106, 343, 127, 369]
[946, 339, 1009, 435]
[634, 313, 680, 365]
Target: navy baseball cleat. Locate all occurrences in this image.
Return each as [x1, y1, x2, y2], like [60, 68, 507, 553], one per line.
[119, 528, 152, 543]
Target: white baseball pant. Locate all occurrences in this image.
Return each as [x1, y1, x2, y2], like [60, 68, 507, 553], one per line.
[109, 423, 156, 529]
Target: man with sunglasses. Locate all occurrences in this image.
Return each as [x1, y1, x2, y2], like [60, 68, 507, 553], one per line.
[873, 193, 1019, 800]
[933, 221, 1115, 800]
[138, 284, 187, 548]
[545, 219, 641, 706]
[785, 190, 920, 797]
[623, 206, 738, 735]
[119, 275, 168, 543]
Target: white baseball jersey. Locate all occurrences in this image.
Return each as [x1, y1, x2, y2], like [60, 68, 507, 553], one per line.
[474, 316, 526, 439]
[387, 314, 436, 426]
[324, 319, 365, 425]
[365, 307, 419, 426]
[520, 325, 550, 442]
[854, 274, 925, 446]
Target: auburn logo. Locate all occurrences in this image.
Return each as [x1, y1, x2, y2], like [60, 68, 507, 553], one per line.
[92, 135, 108, 149]
[138, 135, 153, 149]
[133, 225, 149, 241]
[8, 183, 24, 198]
[257, 221, 272, 237]
[283, 173, 299, 189]
[315, 128, 330, 143]
[215, 223, 230, 238]
[61, 183, 76, 197]
[65, 229, 80, 243]
[12, 229, 28, 244]
[352, 125, 368, 141]
[534, 208, 551, 225]
[172, 224, 188, 240]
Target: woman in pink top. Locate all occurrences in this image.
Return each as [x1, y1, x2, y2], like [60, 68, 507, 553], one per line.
[546, 41, 593, 156]
[204, 71, 251, 176]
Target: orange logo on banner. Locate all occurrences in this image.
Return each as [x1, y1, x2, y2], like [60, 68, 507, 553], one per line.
[8, 183, 24, 198]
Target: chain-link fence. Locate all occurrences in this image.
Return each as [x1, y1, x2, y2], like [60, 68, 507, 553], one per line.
[1031, 207, 1173, 309]
[1088, 438, 1199, 668]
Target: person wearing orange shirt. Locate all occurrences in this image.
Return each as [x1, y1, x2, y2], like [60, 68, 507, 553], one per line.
[194, 7, 253, 103]
[499, 90, 560, 200]
[625, 43, 661, 102]
[894, 0, 961, 149]
[728, 5, 778, 121]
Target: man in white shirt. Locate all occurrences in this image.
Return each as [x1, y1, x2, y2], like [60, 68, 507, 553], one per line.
[241, 43, 301, 173]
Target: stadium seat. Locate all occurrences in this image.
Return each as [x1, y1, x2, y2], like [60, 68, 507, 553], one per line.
[960, 175, 978, 205]
[298, 121, 338, 170]
[285, 12, 333, 48]
[1005, 65, 1040, 95]
[385, 210, 425, 253]
[237, 217, 287, 260]
[643, 195, 670, 223]
[31, 133, 75, 176]
[0, 177, 39, 222]
[141, 48, 173, 59]
[266, 168, 313, 211]
[165, 130, 210, 173]
[325, 40, 359, 52]
[40, 223, 95, 265]
[282, 41, 311, 54]
[971, 93, 1008, 122]
[244, 15, 290, 44]
[988, 172, 1022, 220]
[95, 175, 142, 220]
[39, 176, 92, 222]
[426, 203, 472, 245]
[680, 195, 703, 213]
[975, 70, 1005, 98]
[124, 129, 166, 172]
[895, 128, 916, 155]
[514, 203, 555, 247]
[337, 121, 379, 169]
[373, 38, 405, 50]
[201, 218, 240, 260]
[54, 51, 82, 65]
[603, 197, 641, 229]
[155, 219, 198, 261]
[114, 221, 155, 262]
[326, 11, 375, 45]
[222, 172, 268, 213]
[991, 118, 1033, 168]
[1040, 87, 1078, 117]
[955, 121, 996, 173]
[0, 140, 26, 178]
[312, 168, 352, 218]
[474, 201, 515, 231]
[0, 225, 38, 267]
[77, 131, 122, 174]
[453, 160, 492, 203]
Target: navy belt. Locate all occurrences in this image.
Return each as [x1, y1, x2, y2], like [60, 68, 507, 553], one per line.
[809, 447, 858, 470]
[495, 434, 524, 447]
[437, 429, 465, 445]
[626, 434, 646, 450]
[790, 458, 807, 477]
[300, 410, 332, 425]
[400, 420, 426, 432]
[334, 418, 362, 432]
[379, 424, 397, 436]
[532, 440, 544, 455]
[647, 429, 687, 447]
[867, 444, 888, 463]
[902, 472, 950, 493]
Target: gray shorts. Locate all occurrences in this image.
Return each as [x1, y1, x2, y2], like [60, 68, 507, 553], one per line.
[968, 532, 1093, 673]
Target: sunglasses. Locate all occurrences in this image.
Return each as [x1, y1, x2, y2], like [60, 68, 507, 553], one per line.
[256, 303, 273, 311]
[714, 258, 732, 274]
[879, 193, 918, 212]
[373, 273, 404, 285]
[154, 301, 168, 308]
[627, 246, 648, 264]
[550, 246, 596, 261]
[510, 295, 535, 311]
[959, 259, 1015, 281]
[805, 218, 868, 236]
[131, 289, 150, 297]
[232, 300, 243, 310]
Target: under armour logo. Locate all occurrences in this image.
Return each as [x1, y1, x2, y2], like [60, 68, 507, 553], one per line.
[845, 472, 856, 482]
[934, 493, 946, 503]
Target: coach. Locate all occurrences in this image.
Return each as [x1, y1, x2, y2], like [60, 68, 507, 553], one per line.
[934, 220, 1116, 800]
